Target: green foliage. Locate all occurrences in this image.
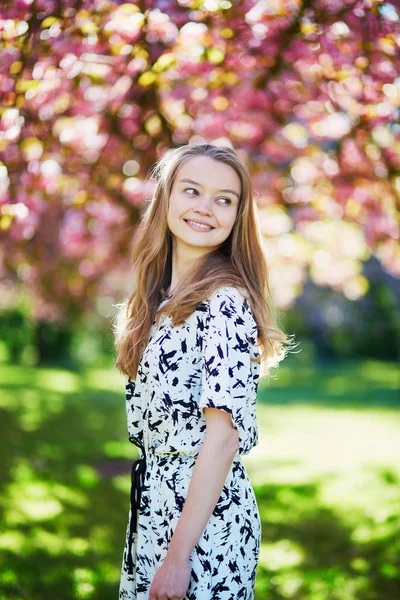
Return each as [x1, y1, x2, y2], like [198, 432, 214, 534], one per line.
[0, 360, 399, 599]
[282, 277, 400, 362]
[0, 307, 34, 363]
[0, 307, 115, 370]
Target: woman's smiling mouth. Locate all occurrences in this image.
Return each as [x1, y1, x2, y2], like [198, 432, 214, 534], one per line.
[184, 219, 215, 231]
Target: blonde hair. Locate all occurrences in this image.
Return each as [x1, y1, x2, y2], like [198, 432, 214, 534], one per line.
[113, 143, 296, 379]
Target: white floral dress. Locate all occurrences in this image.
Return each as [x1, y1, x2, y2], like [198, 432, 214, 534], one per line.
[119, 286, 262, 600]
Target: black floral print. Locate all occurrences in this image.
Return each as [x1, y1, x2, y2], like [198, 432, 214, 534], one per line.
[119, 286, 261, 599]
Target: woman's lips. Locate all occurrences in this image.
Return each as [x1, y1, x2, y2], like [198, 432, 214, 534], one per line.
[184, 219, 215, 232]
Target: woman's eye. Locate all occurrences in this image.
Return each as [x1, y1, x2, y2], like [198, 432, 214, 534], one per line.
[184, 188, 198, 196]
[184, 188, 231, 205]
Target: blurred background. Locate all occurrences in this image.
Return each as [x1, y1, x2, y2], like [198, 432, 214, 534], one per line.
[0, 0, 399, 599]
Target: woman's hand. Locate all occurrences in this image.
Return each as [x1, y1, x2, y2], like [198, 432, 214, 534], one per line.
[148, 554, 191, 600]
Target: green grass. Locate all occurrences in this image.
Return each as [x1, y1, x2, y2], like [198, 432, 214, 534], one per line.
[0, 359, 399, 600]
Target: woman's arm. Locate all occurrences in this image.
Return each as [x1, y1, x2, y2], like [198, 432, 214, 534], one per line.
[167, 407, 240, 561]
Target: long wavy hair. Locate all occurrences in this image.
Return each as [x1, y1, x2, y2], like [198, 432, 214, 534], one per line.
[113, 143, 296, 380]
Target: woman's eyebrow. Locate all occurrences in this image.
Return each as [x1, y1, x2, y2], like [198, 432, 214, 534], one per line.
[179, 178, 240, 200]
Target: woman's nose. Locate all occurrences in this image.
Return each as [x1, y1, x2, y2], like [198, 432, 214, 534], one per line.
[195, 195, 214, 213]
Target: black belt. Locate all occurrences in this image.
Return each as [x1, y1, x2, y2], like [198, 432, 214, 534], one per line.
[126, 440, 147, 575]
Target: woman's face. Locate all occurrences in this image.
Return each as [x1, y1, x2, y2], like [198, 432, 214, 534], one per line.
[167, 155, 241, 257]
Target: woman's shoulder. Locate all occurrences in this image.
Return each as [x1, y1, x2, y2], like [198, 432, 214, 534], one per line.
[206, 285, 257, 331]
[207, 284, 250, 310]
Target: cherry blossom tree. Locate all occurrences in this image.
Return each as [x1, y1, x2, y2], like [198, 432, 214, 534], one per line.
[0, 0, 399, 333]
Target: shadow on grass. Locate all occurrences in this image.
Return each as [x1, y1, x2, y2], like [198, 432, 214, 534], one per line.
[254, 478, 400, 600]
[0, 364, 133, 599]
[0, 361, 399, 599]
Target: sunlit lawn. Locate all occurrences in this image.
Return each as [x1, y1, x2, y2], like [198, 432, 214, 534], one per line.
[0, 359, 399, 600]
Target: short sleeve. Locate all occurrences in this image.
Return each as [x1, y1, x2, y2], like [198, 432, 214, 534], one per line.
[199, 286, 259, 452]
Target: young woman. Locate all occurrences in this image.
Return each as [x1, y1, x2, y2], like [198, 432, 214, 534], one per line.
[114, 143, 292, 600]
